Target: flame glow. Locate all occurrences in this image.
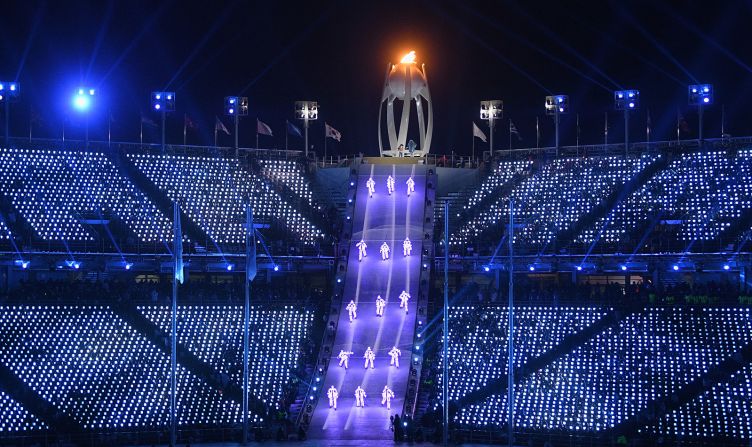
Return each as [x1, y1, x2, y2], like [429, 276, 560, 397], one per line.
[400, 51, 416, 64]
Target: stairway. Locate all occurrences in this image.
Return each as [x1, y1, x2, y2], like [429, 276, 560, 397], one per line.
[306, 164, 427, 440]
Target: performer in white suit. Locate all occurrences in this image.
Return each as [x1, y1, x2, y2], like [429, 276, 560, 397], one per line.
[380, 242, 390, 261]
[375, 295, 386, 316]
[356, 239, 367, 261]
[403, 237, 412, 257]
[381, 385, 395, 410]
[399, 290, 410, 313]
[338, 350, 353, 369]
[387, 175, 395, 195]
[366, 177, 376, 197]
[388, 346, 402, 368]
[346, 300, 357, 322]
[406, 176, 415, 197]
[328, 386, 339, 410]
[355, 386, 367, 407]
[363, 347, 375, 369]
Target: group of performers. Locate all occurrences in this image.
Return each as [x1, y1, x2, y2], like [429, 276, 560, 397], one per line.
[345, 290, 410, 323]
[355, 237, 412, 261]
[366, 175, 415, 198]
[327, 384, 396, 410]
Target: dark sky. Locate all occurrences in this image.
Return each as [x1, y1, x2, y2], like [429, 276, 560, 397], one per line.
[2, 0, 751, 155]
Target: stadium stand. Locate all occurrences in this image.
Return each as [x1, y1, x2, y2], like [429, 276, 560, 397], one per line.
[0, 391, 47, 433]
[578, 149, 752, 245]
[0, 148, 172, 243]
[463, 160, 532, 210]
[128, 153, 322, 245]
[451, 154, 659, 246]
[0, 219, 9, 239]
[259, 159, 315, 207]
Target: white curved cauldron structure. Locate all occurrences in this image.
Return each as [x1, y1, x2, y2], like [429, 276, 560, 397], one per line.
[378, 51, 433, 157]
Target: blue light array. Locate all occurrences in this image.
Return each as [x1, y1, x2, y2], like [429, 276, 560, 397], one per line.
[452, 155, 658, 245]
[579, 150, 752, 244]
[128, 154, 322, 244]
[0, 148, 172, 242]
[440, 307, 752, 437]
[0, 391, 47, 433]
[0, 305, 313, 431]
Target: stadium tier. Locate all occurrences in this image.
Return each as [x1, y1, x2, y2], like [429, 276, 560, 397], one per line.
[259, 159, 316, 207]
[0, 148, 172, 243]
[463, 160, 532, 210]
[0, 305, 313, 431]
[440, 306, 752, 438]
[578, 149, 752, 244]
[128, 153, 322, 245]
[0, 391, 46, 434]
[451, 154, 660, 246]
[0, 219, 9, 240]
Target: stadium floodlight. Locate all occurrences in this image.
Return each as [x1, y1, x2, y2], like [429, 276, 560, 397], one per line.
[295, 101, 318, 158]
[545, 95, 568, 156]
[225, 96, 248, 154]
[72, 87, 96, 148]
[151, 91, 175, 152]
[688, 84, 712, 142]
[615, 89, 639, 156]
[0, 81, 20, 147]
[480, 100, 503, 154]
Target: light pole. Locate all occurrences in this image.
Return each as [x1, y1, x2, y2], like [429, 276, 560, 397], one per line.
[480, 100, 503, 156]
[689, 84, 712, 143]
[0, 82, 20, 147]
[295, 101, 318, 158]
[225, 96, 248, 156]
[614, 89, 639, 157]
[151, 92, 175, 153]
[73, 87, 95, 149]
[545, 95, 568, 157]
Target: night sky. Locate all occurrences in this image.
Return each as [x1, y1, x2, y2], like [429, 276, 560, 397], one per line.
[2, 0, 751, 156]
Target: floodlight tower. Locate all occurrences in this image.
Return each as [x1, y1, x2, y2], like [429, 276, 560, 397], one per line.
[688, 84, 712, 142]
[72, 87, 96, 149]
[0, 81, 20, 147]
[545, 95, 568, 157]
[480, 100, 503, 155]
[614, 90, 639, 157]
[225, 96, 248, 156]
[151, 92, 175, 152]
[295, 101, 318, 158]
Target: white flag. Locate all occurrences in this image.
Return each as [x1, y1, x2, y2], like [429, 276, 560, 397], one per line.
[472, 122, 487, 142]
[325, 122, 342, 142]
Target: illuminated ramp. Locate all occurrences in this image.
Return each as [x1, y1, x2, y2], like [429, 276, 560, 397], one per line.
[307, 164, 426, 440]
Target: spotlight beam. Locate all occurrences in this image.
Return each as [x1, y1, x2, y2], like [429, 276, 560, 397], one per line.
[85, 1, 115, 81]
[14, 4, 45, 81]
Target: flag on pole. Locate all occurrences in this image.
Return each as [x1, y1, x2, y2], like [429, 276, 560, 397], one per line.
[141, 114, 158, 127]
[325, 122, 342, 141]
[472, 122, 487, 142]
[286, 120, 303, 138]
[173, 203, 184, 284]
[509, 120, 521, 140]
[184, 113, 196, 130]
[246, 205, 257, 282]
[257, 119, 273, 136]
[215, 116, 230, 135]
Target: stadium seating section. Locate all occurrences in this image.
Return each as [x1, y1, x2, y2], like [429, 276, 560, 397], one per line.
[463, 160, 532, 210]
[129, 154, 321, 245]
[0, 148, 172, 242]
[259, 159, 315, 207]
[0, 219, 9, 239]
[451, 154, 659, 246]
[439, 306, 752, 439]
[0, 305, 313, 431]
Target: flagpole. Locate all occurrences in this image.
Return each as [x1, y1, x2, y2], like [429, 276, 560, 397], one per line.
[324, 131, 327, 164]
[108, 109, 112, 149]
[183, 113, 187, 146]
[140, 118, 143, 146]
[471, 123, 475, 162]
[676, 109, 680, 144]
[604, 112, 608, 146]
[721, 104, 725, 137]
[535, 116, 540, 149]
[28, 104, 32, 142]
[646, 110, 651, 145]
[215, 124, 218, 147]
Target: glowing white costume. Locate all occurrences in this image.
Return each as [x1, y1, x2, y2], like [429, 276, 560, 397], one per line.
[363, 346, 375, 369]
[328, 386, 339, 409]
[388, 346, 402, 368]
[387, 175, 395, 195]
[399, 290, 410, 313]
[356, 239, 367, 261]
[355, 385, 367, 407]
[375, 295, 386, 317]
[381, 385, 395, 410]
[403, 237, 412, 256]
[346, 300, 357, 322]
[380, 242, 390, 261]
[406, 177, 415, 196]
[366, 177, 376, 197]
[338, 350, 354, 369]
